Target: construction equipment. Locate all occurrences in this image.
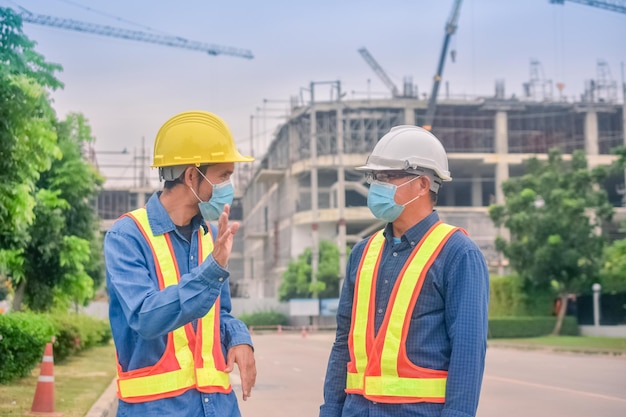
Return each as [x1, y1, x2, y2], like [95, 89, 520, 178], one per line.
[422, 0, 463, 131]
[358, 47, 400, 98]
[549, 0, 626, 14]
[13, 7, 254, 59]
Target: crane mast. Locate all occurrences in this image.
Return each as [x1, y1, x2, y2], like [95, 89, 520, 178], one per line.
[549, 0, 626, 14]
[422, 0, 463, 131]
[15, 9, 254, 59]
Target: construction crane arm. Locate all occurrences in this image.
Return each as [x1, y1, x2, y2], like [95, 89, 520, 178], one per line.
[358, 47, 399, 97]
[423, 0, 463, 131]
[16, 9, 254, 59]
[549, 0, 626, 14]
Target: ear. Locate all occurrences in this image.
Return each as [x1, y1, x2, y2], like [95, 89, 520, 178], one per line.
[182, 165, 197, 186]
[418, 176, 431, 195]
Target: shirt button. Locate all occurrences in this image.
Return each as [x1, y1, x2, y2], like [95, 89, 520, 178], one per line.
[410, 241, 416, 246]
[384, 280, 388, 284]
[204, 398, 209, 403]
[377, 309, 383, 314]
[191, 255, 194, 260]
[373, 401, 378, 405]
[393, 252, 398, 257]
[218, 277, 224, 282]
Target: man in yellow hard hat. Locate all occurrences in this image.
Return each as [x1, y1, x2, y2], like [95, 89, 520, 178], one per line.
[105, 111, 256, 417]
[320, 125, 489, 417]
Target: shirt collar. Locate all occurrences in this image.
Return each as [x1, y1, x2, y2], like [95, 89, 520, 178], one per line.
[145, 191, 208, 236]
[382, 210, 441, 245]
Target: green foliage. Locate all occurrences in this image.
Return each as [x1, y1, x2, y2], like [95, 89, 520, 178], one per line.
[0, 8, 63, 90]
[49, 313, 112, 363]
[489, 149, 613, 297]
[0, 311, 111, 383]
[488, 316, 578, 339]
[279, 241, 350, 301]
[489, 275, 529, 317]
[21, 114, 104, 311]
[0, 8, 62, 295]
[599, 238, 626, 293]
[237, 310, 289, 327]
[0, 312, 56, 383]
[489, 275, 558, 317]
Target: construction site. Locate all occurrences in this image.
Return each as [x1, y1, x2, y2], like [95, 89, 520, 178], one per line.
[75, 0, 626, 299]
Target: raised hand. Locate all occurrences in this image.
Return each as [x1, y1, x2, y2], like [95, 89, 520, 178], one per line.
[211, 204, 240, 268]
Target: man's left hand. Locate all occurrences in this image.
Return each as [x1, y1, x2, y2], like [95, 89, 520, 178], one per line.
[225, 344, 256, 401]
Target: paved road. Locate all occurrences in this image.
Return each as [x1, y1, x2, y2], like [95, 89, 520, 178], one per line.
[235, 331, 626, 417]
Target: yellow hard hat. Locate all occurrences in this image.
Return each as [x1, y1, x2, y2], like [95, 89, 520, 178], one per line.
[152, 111, 254, 172]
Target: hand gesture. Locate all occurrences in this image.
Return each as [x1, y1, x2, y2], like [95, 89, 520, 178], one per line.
[225, 344, 256, 401]
[211, 204, 240, 268]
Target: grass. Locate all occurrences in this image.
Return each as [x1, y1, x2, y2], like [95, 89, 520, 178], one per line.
[0, 342, 116, 417]
[489, 336, 626, 355]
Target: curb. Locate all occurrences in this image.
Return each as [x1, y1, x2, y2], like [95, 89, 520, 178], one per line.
[85, 378, 118, 417]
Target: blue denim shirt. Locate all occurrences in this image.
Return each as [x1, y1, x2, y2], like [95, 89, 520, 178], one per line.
[320, 211, 489, 417]
[105, 192, 252, 417]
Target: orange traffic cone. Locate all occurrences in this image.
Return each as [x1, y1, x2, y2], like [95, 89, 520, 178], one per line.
[25, 342, 62, 416]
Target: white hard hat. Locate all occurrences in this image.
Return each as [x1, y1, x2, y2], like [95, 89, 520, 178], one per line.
[356, 125, 452, 182]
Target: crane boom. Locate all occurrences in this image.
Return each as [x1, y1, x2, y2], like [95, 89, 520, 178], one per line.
[549, 0, 626, 14]
[15, 9, 254, 59]
[358, 47, 399, 97]
[422, 0, 463, 131]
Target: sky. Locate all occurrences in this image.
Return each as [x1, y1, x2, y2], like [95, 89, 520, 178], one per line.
[2, 0, 625, 187]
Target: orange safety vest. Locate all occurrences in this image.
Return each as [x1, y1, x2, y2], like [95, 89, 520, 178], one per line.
[115, 208, 231, 403]
[346, 221, 462, 404]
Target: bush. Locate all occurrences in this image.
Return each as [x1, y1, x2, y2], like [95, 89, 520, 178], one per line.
[488, 316, 578, 339]
[0, 312, 56, 383]
[238, 310, 289, 327]
[51, 313, 112, 363]
[489, 275, 556, 317]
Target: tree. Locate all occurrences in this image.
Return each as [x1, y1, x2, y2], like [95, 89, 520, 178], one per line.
[599, 238, 626, 294]
[0, 8, 62, 309]
[489, 149, 613, 335]
[21, 113, 104, 311]
[278, 241, 348, 301]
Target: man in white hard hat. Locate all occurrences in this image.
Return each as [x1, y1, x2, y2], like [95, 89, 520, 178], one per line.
[320, 125, 489, 417]
[105, 111, 256, 417]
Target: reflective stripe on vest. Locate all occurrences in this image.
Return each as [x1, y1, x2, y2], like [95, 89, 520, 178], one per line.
[116, 208, 230, 402]
[346, 222, 460, 403]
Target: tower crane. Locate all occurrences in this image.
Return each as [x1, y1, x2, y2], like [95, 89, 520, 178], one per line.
[358, 47, 400, 98]
[13, 7, 254, 59]
[422, 0, 463, 131]
[549, 0, 626, 14]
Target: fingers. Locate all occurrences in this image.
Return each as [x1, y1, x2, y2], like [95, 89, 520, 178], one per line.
[213, 205, 239, 267]
[227, 345, 257, 401]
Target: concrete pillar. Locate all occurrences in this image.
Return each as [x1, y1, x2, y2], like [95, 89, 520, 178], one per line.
[309, 84, 319, 299]
[592, 283, 602, 327]
[404, 106, 416, 126]
[444, 185, 455, 206]
[494, 111, 509, 205]
[471, 174, 482, 207]
[336, 100, 347, 295]
[584, 110, 599, 156]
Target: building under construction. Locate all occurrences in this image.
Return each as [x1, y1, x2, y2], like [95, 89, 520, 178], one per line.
[237, 81, 626, 299]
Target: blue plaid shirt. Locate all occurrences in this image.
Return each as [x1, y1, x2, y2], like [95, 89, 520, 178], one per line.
[320, 211, 489, 417]
[105, 192, 252, 417]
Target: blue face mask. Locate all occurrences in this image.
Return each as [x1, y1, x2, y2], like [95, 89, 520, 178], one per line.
[190, 169, 235, 221]
[367, 176, 421, 223]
